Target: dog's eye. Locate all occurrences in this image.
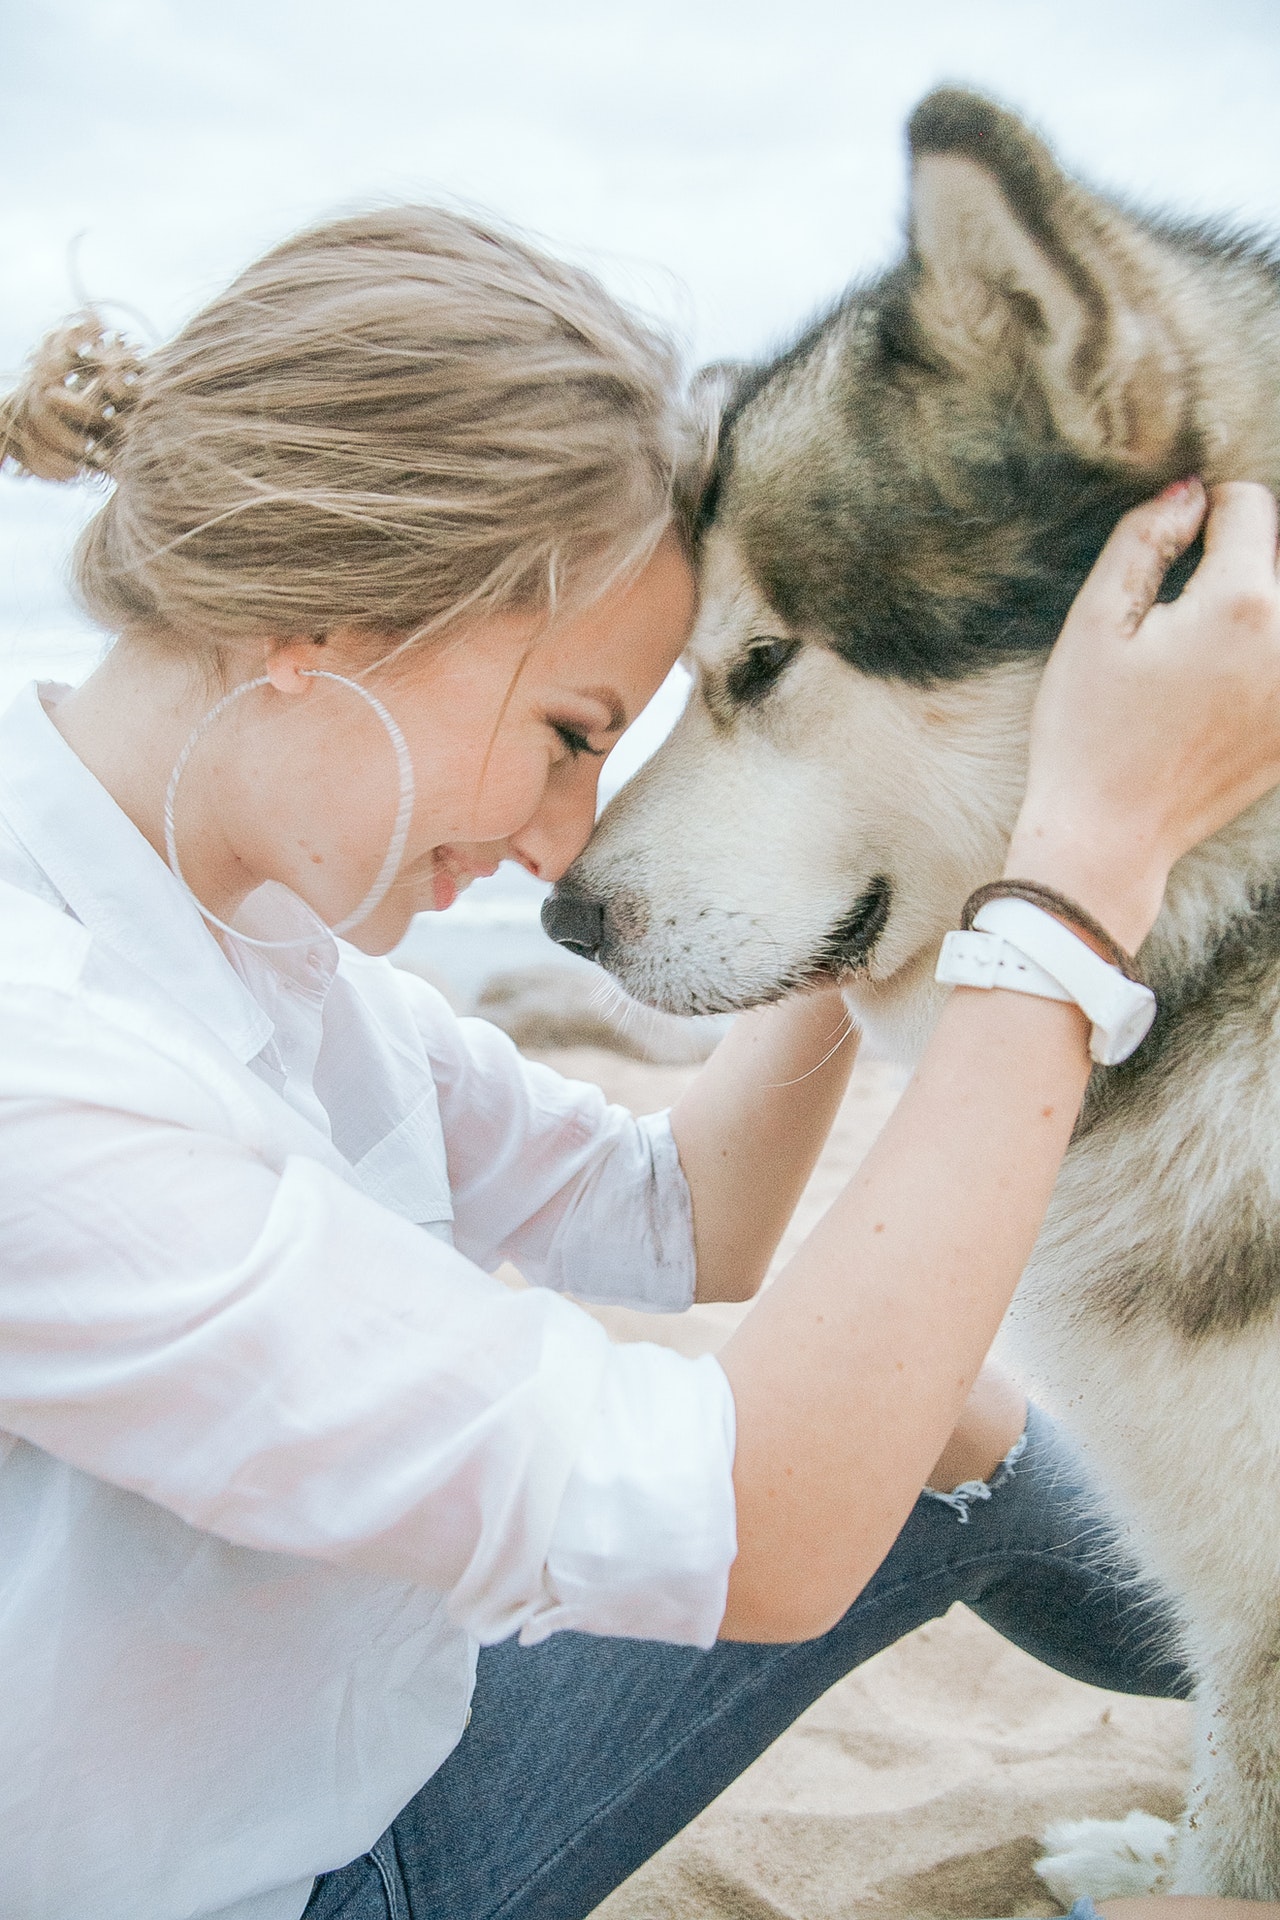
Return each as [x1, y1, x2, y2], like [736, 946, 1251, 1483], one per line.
[725, 637, 800, 706]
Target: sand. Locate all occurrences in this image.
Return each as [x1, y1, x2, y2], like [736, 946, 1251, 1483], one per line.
[524, 1043, 1193, 1920]
[591, 1606, 1188, 1920]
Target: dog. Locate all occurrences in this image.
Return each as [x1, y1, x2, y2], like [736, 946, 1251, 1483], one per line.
[545, 89, 1280, 1900]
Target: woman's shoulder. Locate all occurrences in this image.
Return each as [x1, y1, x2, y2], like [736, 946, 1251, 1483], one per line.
[0, 875, 93, 995]
[0, 878, 270, 1136]
[333, 944, 568, 1104]
[335, 944, 463, 1041]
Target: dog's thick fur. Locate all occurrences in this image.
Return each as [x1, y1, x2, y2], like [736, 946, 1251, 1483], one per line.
[562, 92, 1280, 1898]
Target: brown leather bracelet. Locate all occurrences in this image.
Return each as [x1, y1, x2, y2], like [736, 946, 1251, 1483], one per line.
[960, 880, 1145, 984]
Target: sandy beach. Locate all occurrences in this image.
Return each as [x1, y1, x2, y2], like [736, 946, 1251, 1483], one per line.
[524, 1043, 1192, 1920]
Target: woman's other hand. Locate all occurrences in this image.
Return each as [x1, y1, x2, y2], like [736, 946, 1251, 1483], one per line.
[1008, 479, 1280, 951]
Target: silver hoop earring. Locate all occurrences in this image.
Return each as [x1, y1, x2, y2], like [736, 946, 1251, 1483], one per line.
[163, 668, 416, 951]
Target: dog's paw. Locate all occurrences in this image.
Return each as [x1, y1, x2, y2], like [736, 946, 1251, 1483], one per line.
[1034, 1811, 1178, 1905]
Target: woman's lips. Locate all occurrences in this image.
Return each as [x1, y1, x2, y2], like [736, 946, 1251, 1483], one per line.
[430, 850, 500, 912]
[432, 857, 458, 913]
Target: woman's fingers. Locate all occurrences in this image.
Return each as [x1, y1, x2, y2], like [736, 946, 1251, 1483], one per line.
[1067, 478, 1207, 639]
[1009, 477, 1280, 950]
[1185, 480, 1279, 602]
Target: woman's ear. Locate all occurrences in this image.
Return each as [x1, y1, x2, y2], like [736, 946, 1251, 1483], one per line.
[262, 638, 324, 694]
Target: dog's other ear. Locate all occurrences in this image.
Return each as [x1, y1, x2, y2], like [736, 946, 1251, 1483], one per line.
[676, 361, 749, 540]
[689, 361, 747, 453]
[903, 88, 1191, 471]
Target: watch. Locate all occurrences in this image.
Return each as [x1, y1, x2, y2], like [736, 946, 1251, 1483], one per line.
[935, 895, 1157, 1066]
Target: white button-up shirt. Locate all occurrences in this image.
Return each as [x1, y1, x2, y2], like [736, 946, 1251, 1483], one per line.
[0, 683, 737, 1920]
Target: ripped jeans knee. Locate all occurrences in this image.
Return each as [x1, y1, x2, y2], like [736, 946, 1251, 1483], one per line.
[922, 1424, 1029, 1523]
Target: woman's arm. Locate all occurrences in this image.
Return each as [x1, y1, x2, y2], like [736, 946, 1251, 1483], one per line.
[722, 980, 1090, 1639]
[670, 986, 856, 1303]
[720, 479, 1280, 1642]
[673, 982, 1031, 1483]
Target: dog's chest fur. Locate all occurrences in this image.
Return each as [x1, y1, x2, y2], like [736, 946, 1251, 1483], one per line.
[1001, 890, 1280, 1615]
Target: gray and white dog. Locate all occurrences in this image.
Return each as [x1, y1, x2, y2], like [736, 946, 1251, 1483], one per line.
[548, 90, 1280, 1900]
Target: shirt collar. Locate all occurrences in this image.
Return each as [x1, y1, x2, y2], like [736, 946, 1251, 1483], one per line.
[0, 682, 339, 1063]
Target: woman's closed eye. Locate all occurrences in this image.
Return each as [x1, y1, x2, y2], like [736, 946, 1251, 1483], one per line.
[551, 721, 608, 760]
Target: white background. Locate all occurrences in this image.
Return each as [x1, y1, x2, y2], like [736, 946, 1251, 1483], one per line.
[4, 0, 1279, 678]
[2, 0, 1277, 984]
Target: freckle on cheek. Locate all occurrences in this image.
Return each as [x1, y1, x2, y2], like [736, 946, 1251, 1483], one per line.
[1041, 1106, 1053, 1119]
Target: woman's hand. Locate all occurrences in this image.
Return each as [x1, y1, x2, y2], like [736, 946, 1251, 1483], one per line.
[1007, 480, 1280, 951]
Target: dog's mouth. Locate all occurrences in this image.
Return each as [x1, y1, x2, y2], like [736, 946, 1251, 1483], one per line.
[542, 870, 895, 1013]
[808, 874, 894, 980]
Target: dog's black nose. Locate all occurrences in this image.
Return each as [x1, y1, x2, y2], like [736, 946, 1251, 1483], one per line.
[541, 886, 605, 962]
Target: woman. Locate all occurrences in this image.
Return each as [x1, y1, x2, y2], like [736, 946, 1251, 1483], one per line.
[1, 206, 1279, 1920]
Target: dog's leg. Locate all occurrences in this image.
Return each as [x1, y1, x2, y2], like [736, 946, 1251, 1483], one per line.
[1171, 1654, 1280, 1898]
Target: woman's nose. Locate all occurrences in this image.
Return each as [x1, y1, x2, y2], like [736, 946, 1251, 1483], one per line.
[508, 767, 601, 883]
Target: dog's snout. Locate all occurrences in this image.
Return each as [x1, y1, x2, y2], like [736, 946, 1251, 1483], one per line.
[541, 886, 605, 961]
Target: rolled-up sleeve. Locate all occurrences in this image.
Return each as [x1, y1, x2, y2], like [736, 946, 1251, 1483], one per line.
[0, 1094, 735, 1648]
[526, 1347, 735, 1647]
[415, 993, 698, 1314]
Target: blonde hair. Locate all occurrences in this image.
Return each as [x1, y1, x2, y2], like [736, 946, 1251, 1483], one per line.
[0, 208, 688, 656]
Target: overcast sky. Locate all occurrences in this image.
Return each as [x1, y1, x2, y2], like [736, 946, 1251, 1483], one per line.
[3, 0, 1278, 701]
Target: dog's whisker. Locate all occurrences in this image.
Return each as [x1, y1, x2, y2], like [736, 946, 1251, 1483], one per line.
[762, 1006, 859, 1089]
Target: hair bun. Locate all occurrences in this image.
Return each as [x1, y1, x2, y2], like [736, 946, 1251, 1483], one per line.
[0, 311, 145, 482]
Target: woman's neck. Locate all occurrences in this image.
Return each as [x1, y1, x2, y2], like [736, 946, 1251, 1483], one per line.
[49, 639, 260, 921]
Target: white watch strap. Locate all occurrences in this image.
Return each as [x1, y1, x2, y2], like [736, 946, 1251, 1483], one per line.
[935, 897, 1157, 1066]
[935, 930, 1074, 1002]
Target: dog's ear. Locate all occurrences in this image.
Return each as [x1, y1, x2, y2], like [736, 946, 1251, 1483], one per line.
[675, 361, 749, 539]
[689, 361, 747, 448]
[903, 89, 1191, 470]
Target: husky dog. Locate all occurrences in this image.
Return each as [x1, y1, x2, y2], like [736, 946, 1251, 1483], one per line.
[546, 91, 1280, 1900]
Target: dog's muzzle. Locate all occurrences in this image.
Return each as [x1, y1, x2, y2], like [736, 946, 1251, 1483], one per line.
[541, 884, 605, 962]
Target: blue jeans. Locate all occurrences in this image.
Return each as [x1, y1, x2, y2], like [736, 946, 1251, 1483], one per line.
[304, 1406, 1188, 1920]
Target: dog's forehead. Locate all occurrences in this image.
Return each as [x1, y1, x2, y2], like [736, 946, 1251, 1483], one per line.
[689, 529, 792, 673]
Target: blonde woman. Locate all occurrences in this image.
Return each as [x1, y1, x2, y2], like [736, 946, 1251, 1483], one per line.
[1, 209, 1279, 1920]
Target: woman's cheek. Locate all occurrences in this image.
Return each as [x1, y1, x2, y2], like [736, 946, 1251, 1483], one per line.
[404, 737, 543, 847]
[469, 753, 554, 842]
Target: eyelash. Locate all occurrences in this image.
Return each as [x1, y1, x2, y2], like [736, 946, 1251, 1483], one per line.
[552, 722, 607, 760]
